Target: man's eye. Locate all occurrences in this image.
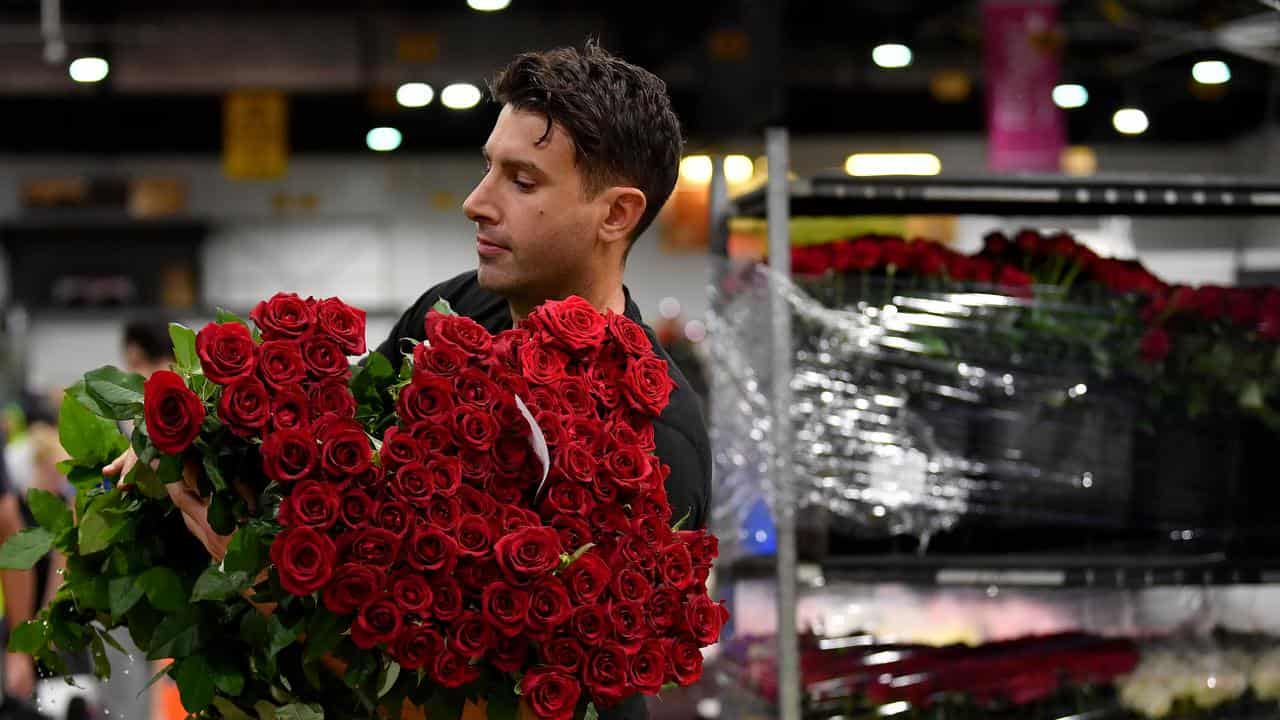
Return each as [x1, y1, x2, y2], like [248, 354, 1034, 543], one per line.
[514, 179, 535, 191]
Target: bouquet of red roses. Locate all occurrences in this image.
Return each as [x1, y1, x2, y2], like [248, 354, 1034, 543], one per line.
[0, 292, 726, 720]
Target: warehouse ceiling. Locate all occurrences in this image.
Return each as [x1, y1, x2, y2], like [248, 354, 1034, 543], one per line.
[0, 0, 1275, 153]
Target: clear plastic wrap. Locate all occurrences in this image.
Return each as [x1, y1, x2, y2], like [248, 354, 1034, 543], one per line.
[709, 261, 1138, 556]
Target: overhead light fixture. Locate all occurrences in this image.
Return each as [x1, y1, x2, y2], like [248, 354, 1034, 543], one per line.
[1192, 60, 1231, 85]
[69, 57, 109, 83]
[1052, 83, 1088, 109]
[845, 153, 941, 177]
[679, 155, 713, 184]
[467, 0, 511, 10]
[396, 82, 434, 108]
[872, 44, 912, 69]
[366, 127, 402, 152]
[723, 155, 755, 184]
[1112, 108, 1149, 135]
[441, 83, 482, 110]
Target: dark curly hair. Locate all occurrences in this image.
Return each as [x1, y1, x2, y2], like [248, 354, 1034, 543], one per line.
[489, 40, 683, 246]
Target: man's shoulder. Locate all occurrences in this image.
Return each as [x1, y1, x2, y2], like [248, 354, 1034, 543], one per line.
[404, 271, 506, 327]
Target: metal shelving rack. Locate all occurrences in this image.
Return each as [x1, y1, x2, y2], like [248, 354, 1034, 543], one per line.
[707, 132, 1280, 720]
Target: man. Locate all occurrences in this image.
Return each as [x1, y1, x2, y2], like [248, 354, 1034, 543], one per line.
[109, 42, 709, 720]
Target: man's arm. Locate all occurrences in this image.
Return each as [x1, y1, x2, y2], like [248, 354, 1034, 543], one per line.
[652, 424, 711, 531]
[373, 291, 438, 366]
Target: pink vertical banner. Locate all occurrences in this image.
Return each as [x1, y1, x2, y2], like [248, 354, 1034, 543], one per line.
[983, 0, 1065, 172]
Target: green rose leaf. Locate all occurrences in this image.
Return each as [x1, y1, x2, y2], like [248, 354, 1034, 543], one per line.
[0, 528, 53, 570]
[211, 656, 247, 696]
[275, 704, 324, 720]
[485, 682, 518, 720]
[59, 390, 125, 466]
[83, 366, 145, 420]
[172, 655, 215, 713]
[67, 466, 105, 493]
[303, 609, 344, 662]
[208, 491, 238, 535]
[146, 607, 202, 660]
[170, 323, 199, 374]
[223, 524, 265, 575]
[27, 488, 72, 534]
[266, 615, 300, 659]
[376, 661, 401, 699]
[89, 631, 111, 680]
[138, 567, 187, 612]
[213, 697, 256, 720]
[192, 566, 251, 602]
[126, 460, 167, 500]
[158, 454, 182, 485]
[7, 618, 50, 654]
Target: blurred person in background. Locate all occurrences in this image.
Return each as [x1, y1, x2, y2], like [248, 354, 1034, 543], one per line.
[123, 318, 175, 379]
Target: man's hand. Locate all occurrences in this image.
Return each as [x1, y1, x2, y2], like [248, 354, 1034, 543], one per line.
[165, 460, 233, 564]
[5, 651, 34, 700]
[102, 447, 139, 483]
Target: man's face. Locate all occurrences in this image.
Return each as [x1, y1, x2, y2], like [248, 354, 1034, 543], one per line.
[463, 105, 604, 306]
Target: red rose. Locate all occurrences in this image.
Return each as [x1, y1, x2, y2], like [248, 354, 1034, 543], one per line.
[270, 527, 336, 597]
[1226, 289, 1261, 328]
[530, 296, 607, 352]
[392, 625, 444, 671]
[405, 526, 459, 574]
[491, 328, 529, 372]
[587, 348, 625, 410]
[611, 420, 656, 455]
[339, 487, 375, 527]
[545, 480, 595, 519]
[1139, 327, 1172, 364]
[390, 461, 436, 504]
[251, 292, 315, 340]
[196, 322, 257, 385]
[629, 640, 667, 695]
[457, 485, 498, 517]
[556, 377, 595, 418]
[541, 638, 587, 674]
[261, 428, 318, 484]
[615, 535, 658, 575]
[456, 513, 495, 558]
[494, 526, 564, 583]
[428, 457, 464, 497]
[646, 588, 683, 633]
[457, 558, 503, 598]
[603, 444, 653, 495]
[397, 377, 455, 424]
[257, 340, 307, 391]
[389, 573, 434, 617]
[432, 649, 479, 689]
[279, 479, 340, 530]
[670, 640, 704, 686]
[1047, 232, 1078, 259]
[677, 530, 719, 568]
[1194, 285, 1228, 321]
[451, 611, 495, 659]
[301, 335, 351, 380]
[632, 515, 672, 548]
[492, 435, 532, 477]
[585, 644, 632, 708]
[526, 578, 574, 641]
[535, 412, 569, 448]
[481, 581, 532, 638]
[413, 341, 468, 384]
[409, 421, 456, 455]
[426, 495, 461, 530]
[218, 377, 271, 438]
[610, 601, 650, 645]
[490, 635, 531, 674]
[658, 543, 695, 590]
[431, 579, 464, 622]
[571, 605, 610, 646]
[520, 341, 571, 386]
[500, 505, 540, 533]
[373, 500, 413, 537]
[846, 237, 882, 271]
[339, 528, 402, 569]
[143, 370, 205, 455]
[607, 312, 653, 357]
[969, 258, 995, 284]
[999, 265, 1034, 293]
[320, 427, 372, 480]
[636, 486, 673, 524]
[913, 246, 947, 277]
[528, 387, 566, 416]
[552, 516, 593, 552]
[621, 356, 674, 417]
[562, 552, 611, 604]
[1015, 229, 1042, 256]
[683, 595, 727, 645]
[271, 387, 311, 432]
[379, 427, 423, 470]
[790, 244, 833, 276]
[308, 379, 357, 420]
[1260, 309, 1280, 342]
[322, 563, 382, 615]
[351, 459, 386, 494]
[453, 406, 500, 452]
[452, 368, 499, 410]
[522, 667, 582, 720]
[983, 231, 1010, 256]
[880, 239, 911, 269]
[426, 311, 493, 358]
[610, 566, 654, 604]
[315, 298, 367, 355]
[589, 504, 632, 538]
[352, 598, 402, 649]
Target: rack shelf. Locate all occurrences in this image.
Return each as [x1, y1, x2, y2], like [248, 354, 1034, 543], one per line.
[732, 172, 1280, 218]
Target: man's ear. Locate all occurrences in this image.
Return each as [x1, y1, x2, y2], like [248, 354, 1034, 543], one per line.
[598, 187, 648, 246]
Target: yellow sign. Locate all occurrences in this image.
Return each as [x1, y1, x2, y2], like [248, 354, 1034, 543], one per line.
[223, 90, 288, 180]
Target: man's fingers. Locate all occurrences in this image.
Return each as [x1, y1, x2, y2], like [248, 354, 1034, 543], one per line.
[103, 449, 136, 477]
[165, 480, 209, 518]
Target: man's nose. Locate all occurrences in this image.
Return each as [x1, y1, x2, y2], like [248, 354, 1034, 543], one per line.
[463, 178, 496, 225]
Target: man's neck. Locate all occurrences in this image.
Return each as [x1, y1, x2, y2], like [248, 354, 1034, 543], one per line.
[508, 282, 626, 325]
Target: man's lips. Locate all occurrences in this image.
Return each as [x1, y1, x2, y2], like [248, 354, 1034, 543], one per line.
[477, 236, 510, 257]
